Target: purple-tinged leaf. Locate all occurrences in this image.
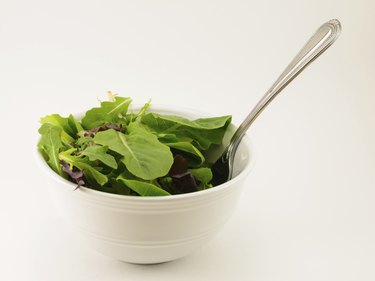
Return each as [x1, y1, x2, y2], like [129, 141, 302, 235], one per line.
[171, 172, 197, 194]
[169, 154, 188, 176]
[169, 155, 197, 194]
[83, 123, 122, 137]
[61, 160, 85, 189]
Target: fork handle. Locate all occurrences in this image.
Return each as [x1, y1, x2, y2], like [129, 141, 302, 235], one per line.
[226, 19, 342, 161]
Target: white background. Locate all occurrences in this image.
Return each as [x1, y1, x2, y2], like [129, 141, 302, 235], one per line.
[1, 0, 374, 280]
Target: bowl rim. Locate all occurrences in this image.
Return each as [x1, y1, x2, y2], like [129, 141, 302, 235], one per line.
[36, 104, 255, 202]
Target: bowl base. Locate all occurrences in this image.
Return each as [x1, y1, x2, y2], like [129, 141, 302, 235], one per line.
[81, 229, 216, 264]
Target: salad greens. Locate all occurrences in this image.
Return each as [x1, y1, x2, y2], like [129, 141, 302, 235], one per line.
[38, 94, 231, 196]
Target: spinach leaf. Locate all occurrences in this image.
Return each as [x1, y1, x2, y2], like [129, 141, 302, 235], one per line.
[38, 123, 65, 176]
[179, 127, 229, 150]
[81, 97, 132, 129]
[157, 133, 180, 143]
[141, 113, 231, 150]
[81, 145, 118, 169]
[141, 113, 231, 130]
[148, 114, 231, 129]
[94, 128, 173, 180]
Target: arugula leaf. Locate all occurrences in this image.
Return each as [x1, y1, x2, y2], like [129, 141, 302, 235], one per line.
[59, 149, 108, 186]
[81, 97, 132, 129]
[40, 114, 75, 145]
[68, 114, 84, 135]
[81, 145, 118, 169]
[75, 136, 94, 148]
[94, 128, 173, 180]
[134, 99, 151, 119]
[38, 123, 65, 175]
[40, 114, 75, 136]
[127, 99, 152, 123]
[117, 174, 170, 196]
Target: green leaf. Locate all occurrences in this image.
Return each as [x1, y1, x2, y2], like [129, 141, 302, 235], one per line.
[141, 113, 231, 150]
[38, 123, 65, 175]
[126, 120, 151, 134]
[40, 114, 75, 145]
[94, 128, 173, 180]
[180, 127, 229, 150]
[165, 142, 205, 167]
[40, 114, 74, 135]
[81, 97, 132, 129]
[189, 167, 213, 190]
[130, 99, 151, 122]
[81, 145, 118, 169]
[158, 176, 174, 193]
[117, 174, 170, 196]
[157, 133, 179, 143]
[163, 114, 229, 129]
[75, 136, 94, 148]
[59, 149, 108, 186]
[142, 113, 231, 130]
[110, 178, 132, 195]
[68, 114, 84, 135]
[158, 133, 192, 143]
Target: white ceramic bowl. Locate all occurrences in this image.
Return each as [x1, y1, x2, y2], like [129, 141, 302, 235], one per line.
[36, 105, 255, 264]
